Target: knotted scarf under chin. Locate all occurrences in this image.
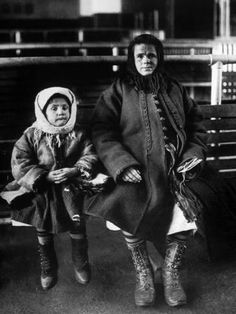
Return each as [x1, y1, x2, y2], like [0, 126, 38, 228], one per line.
[124, 69, 160, 94]
[133, 73, 160, 93]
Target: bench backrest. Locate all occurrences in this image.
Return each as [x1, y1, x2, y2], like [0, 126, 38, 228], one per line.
[76, 103, 236, 177]
[200, 104, 236, 177]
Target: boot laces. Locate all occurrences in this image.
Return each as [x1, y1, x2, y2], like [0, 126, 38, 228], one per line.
[135, 253, 153, 290]
[38, 246, 56, 276]
[164, 242, 186, 288]
[137, 270, 153, 290]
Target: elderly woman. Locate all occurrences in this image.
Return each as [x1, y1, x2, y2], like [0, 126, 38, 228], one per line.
[85, 34, 207, 307]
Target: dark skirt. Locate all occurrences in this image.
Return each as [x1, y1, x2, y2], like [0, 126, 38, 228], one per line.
[84, 179, 173, 241]
[11, 184, 84, 234]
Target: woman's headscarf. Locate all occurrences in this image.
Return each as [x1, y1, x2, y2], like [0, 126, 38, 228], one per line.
[34, 86, 77, 135]
[125, 34, 165, 93]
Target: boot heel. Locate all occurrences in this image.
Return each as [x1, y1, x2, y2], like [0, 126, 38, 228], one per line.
[74, 262, 91, 284]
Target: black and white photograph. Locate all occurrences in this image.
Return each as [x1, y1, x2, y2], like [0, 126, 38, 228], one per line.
[0, 1, 236, 313]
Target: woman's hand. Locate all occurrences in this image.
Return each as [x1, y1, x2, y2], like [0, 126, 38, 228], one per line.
[177, 158, 203, 181]
[185, 164, 202, 180]
[121, 167, 142, 183]
[47, 168, 78, 184]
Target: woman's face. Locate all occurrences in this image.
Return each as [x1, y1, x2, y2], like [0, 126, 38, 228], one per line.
[134, 44, 158, 76]
[45, 97, 70, 127]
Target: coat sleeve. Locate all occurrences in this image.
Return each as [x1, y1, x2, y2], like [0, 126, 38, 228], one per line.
[74, 131, 98, 178]
[92, 80, 141, 181]
[179, 85, 208, 166]
[11, 131, 48, 192]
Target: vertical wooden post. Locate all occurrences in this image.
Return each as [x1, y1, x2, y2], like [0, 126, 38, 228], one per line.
[153, 10, 159, 30]
[112, 46, 119, 72]
[165, 0, 175, 38]
[15, 31, 21, 44]
[211, 61, 223, 105]
[15, 30, 21, 56]
[189, 86, 195, 99]
[139, 12, 144, 29]
[78, 30, 84, 43]
[225, 0, 231, 37]
[134, 13, 139, 29]
[213, 0, 218, 38]
[218, 0, 230, 37]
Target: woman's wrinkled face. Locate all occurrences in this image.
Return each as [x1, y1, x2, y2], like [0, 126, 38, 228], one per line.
[45, 97, 70, 127]
[134, 44, 158, 76]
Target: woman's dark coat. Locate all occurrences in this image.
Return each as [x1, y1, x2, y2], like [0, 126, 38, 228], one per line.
[85, 76, 207, 240]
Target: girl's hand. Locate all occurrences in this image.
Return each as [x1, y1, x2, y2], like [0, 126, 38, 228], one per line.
[121, 167, 142, 183]
[47, 168, 78, 184]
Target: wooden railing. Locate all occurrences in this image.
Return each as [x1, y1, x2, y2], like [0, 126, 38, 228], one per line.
[0, 53, 234, 103]
[0, 38, 215, 56]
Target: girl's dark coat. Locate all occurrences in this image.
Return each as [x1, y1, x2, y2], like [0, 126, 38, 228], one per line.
[8, 126, 96, 233]
[84, 76, 207, 240]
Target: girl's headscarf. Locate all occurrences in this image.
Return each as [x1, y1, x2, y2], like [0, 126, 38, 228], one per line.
[33, 86, 77, 135]
[125, 34, 165, 93]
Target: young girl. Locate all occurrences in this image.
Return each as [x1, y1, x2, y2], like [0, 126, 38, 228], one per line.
[1, 87, 97, 290]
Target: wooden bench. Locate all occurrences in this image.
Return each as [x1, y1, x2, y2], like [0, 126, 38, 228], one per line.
[0, 102, 236, 224]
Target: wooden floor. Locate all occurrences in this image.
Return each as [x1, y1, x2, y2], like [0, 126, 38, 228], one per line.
[0, 217, 236, 314]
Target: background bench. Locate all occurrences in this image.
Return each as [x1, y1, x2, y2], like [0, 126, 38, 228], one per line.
[201, 103, 236, 177]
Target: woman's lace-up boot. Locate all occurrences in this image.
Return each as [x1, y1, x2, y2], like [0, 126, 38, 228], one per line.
[162, 237, 187, 306]
[128, 241, 156, 307]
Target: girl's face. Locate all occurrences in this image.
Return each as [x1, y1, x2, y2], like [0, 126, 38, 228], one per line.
[45, 97, 70, 127]
[134, 44, 158, 76]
